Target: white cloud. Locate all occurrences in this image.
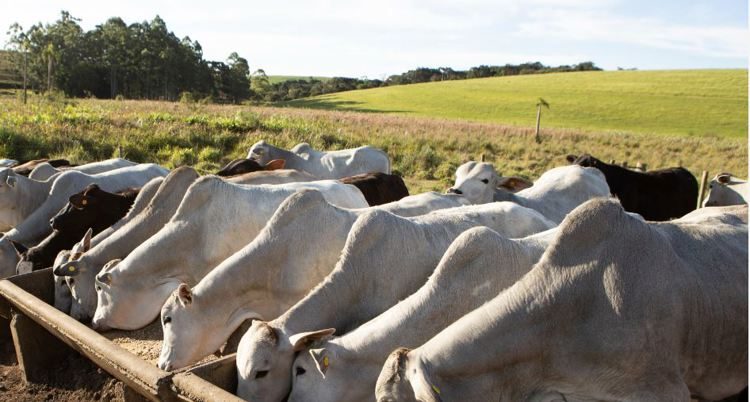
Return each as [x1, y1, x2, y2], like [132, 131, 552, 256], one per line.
[517, 8, 748, 58]
[0, 0, 745, 77]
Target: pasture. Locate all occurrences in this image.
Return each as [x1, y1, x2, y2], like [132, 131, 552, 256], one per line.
[288, 69, 748, 139]
[0, 91, 746, 194]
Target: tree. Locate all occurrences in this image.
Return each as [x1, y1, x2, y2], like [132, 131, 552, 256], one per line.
[535, 98, 550, 144]
[6, 23, 29, 103]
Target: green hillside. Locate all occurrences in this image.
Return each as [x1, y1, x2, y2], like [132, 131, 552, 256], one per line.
[288, 70, 748, 138]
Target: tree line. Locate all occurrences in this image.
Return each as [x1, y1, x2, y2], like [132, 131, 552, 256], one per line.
[5, 11, 251, 103]
[249, 62, 601, 102]
[4, 11, 602, 104]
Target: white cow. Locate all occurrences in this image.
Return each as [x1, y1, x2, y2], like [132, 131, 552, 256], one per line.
[0, 167, 61, 232]
[51, 177, 165, 314]
[376, 200, 748, 402]
[288, 226, 557, 402]
[703, 173, 748, 207]
[4, 164, 169, 246]
[157, 190, 470, 370]
[28, 158, 137, 180]
[449, 162, 610, 223]
[248, 140, 390, 179]
[90, 179, 368, 331]
[235, 202, 555, 402]
[55, 167, 319, 321]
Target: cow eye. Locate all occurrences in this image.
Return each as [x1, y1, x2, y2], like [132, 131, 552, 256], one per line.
[255, 370, 269, 379]
[480, 179, 489, 184]
[296, 366, 306, 376]
[163, 316, 172, 325]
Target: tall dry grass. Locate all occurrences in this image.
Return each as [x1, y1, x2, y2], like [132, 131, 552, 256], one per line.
[0, 96, 746, 193]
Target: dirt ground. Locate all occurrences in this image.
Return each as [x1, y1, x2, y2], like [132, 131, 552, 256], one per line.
[0, 338, 125, 402]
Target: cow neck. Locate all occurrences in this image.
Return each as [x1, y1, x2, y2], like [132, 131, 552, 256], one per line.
[338, 231, 542, 364]
[275, 214, 447, 340]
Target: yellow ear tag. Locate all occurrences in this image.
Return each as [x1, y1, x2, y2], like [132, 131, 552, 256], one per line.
[81, 199, 88, 205]
[68, 266, 75, 272]
[432, 384, 441, 395]
[323, 356, 329, 368]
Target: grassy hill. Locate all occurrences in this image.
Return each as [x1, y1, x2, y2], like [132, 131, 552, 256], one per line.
[287, 69, 748, 138]
[267, 75, 330, 84]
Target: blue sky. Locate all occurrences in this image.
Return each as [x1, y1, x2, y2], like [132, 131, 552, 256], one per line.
[1, 0, 747, 77]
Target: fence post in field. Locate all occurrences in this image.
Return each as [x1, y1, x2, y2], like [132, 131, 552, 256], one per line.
[621, 161, 628, 169]
[535, 98, 549, 144]
[609, 160, 616, 165]
[697, 171, 709, 209]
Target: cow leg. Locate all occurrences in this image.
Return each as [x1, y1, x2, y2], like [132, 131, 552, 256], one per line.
[10, 310, 73, 384]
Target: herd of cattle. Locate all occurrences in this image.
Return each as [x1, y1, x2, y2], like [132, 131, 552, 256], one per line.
[0, 140, 747, 402]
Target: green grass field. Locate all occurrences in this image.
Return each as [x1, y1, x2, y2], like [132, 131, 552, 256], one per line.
[267, 75, 330, 84]
[288, 70, 748, 138]
[0, 91, 746, 194]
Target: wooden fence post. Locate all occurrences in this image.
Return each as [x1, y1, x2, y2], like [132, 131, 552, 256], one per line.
[697, 171, 709, 209]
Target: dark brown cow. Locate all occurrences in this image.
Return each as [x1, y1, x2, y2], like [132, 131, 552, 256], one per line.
[566, 153, 698, 221]
[18, 184, 139, 271]
[338, 172, 409, 206]
[12, 158, 73, 176]
[216, 158, 286, 177]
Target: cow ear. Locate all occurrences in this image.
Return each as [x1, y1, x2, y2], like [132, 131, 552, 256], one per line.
[309, 348, 330, 377]
[566, 154, 577, 163]
[97, 272, 112, 285]
[82, 228, 93, 252]
[290, 328, 335, 351]
[498, 176, 533, 193]
[177, 283, 193, 306]
[264, 159, 285, 170]
[69, 194, 89, 209]
[6, 174, 17, 188]
[718, 174, 732, 184]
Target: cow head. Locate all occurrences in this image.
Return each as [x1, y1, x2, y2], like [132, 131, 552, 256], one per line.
[157, 283, 263, 371]
[236, 322, 334, 402]
[92, 259, 182, 331]
[52, 250, 73, 313]
[289, 342, 361, 402]
[51, 185, 103, 231]
[567, 153, 601, 168]
[704, 173, 747, 207]
[375, 348, 424, 402]
[247, 140, 273, 164]
[447, 162, 501, 204]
